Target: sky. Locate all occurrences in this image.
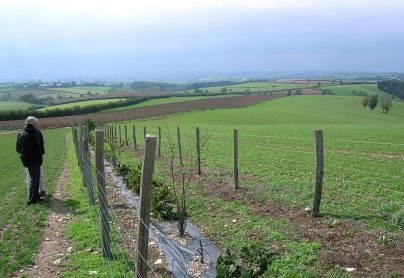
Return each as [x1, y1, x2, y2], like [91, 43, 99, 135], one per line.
[0, 0, 404, 81]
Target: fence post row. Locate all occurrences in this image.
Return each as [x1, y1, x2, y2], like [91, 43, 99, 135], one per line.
[136, 135, 157, 278]
[81, 126, 96, 205]
[95, 130, 112, 258]
[233, 129, 239, 189]
[312, 130, 324, 217]
[196, 127, 201, 175]
[177, 126, 183, 166]
[133, 126, 138, 150]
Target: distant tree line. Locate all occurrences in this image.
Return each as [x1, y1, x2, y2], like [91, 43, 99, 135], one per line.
[377, 80, 404, 100]
[0, 97, 152, 121]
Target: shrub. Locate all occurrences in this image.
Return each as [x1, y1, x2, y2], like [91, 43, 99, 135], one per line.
[216, 240, 279, 278]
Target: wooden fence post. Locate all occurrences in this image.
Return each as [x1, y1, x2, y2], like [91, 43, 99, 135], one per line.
[143, 126, 146, 141]
[177, 126, 183, 165]
[119, 125, 122, 143]
[196, 127, 201, 175]
[233, 129, 239, 189]
[312, 130, 324, 217]
[124, 125, 128, 146]
[114, 126, 117, 143]
[133, 126, 138, 150]
[158, 127, 161, 158]
[95, 130, 111, 258]
[136, 135, 157, 278]
[82, 126, 96, 205]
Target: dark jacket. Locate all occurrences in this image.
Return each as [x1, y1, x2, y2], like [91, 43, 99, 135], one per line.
[17, 128, 45, 155]
[19, 125, 44, 166]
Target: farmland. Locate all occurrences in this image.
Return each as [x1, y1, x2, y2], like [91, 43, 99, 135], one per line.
[103, 95, 234, 112]
[0, 101, 32, 111]
[39, 98, 126, 112]
[51, 86, 113, 95]
[193, 81, 310, 93]
[323, 84, 387, 96]
[0, 93, 289, 129]
[106, 95, 403, 276]
[0, 128, 67, 276]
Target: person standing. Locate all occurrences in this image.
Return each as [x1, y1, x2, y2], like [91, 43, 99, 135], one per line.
[18, 116, 45, 204]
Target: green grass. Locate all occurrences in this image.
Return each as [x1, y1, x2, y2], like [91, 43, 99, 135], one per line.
[193, 81, 311, 93]
[7, 89, 65, 101]
[106, 94, 403, 275]
[323, 84, 386, 96]
[0, 128, 67, 276]
[59, 132, 133, 277]
[39, 98, 126, 112]
[103, 95, 233, 112]
[52, 86, 113, 95]
[0, 101, 32, 111]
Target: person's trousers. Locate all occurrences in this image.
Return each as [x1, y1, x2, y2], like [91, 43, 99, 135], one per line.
[27, 162, 41, 203]
[25, 166, 43, 194]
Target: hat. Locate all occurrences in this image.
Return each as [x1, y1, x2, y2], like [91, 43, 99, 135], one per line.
[25, 116, 39, 125]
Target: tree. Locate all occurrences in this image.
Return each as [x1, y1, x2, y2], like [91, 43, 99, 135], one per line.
[19, 93, 36, 104]
[162, 126, 210, 237]
[361, 96, 370, 109]
[369, 95, 379, 110]
[380, 95, 393, 114]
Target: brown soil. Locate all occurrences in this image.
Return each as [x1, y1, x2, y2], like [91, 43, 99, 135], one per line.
[16, 162, 72, 278]
[198, 175, 404, 277]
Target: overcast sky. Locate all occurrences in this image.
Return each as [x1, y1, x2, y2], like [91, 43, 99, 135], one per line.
[1, 0, 404, 80]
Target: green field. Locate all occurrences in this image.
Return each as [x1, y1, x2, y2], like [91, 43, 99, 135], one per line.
[0, 128, 67, 276]
[323, 84, 386, 96]
[39, 98, 126, 112]
[52, 86, 113, 95]
[194, 81, 311, 93]
[108, 95, 403, 276]
[103, 95, 233, 112]
[5, 89, 69, 101]
[0, 101, 32, 111]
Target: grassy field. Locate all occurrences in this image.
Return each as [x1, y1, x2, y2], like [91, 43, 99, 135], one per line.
[52, 86, 112, 95]
[323, 84, 386, 96]
[0, 128, 67, 276]
[109, 95, 403, 275]
[0, 101, 32, 111]
[39, 98, 126, 112]
[194, 81, 311, 93]
[5, 89, 68, 101]
[103, 95, 233, 112]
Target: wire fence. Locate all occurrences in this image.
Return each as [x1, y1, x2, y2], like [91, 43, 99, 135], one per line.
[99, 123, 404, 219]
[71, 125, 216, 278]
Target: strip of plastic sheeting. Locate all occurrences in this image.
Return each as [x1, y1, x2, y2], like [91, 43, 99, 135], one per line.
[105, 163, 220, 278]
